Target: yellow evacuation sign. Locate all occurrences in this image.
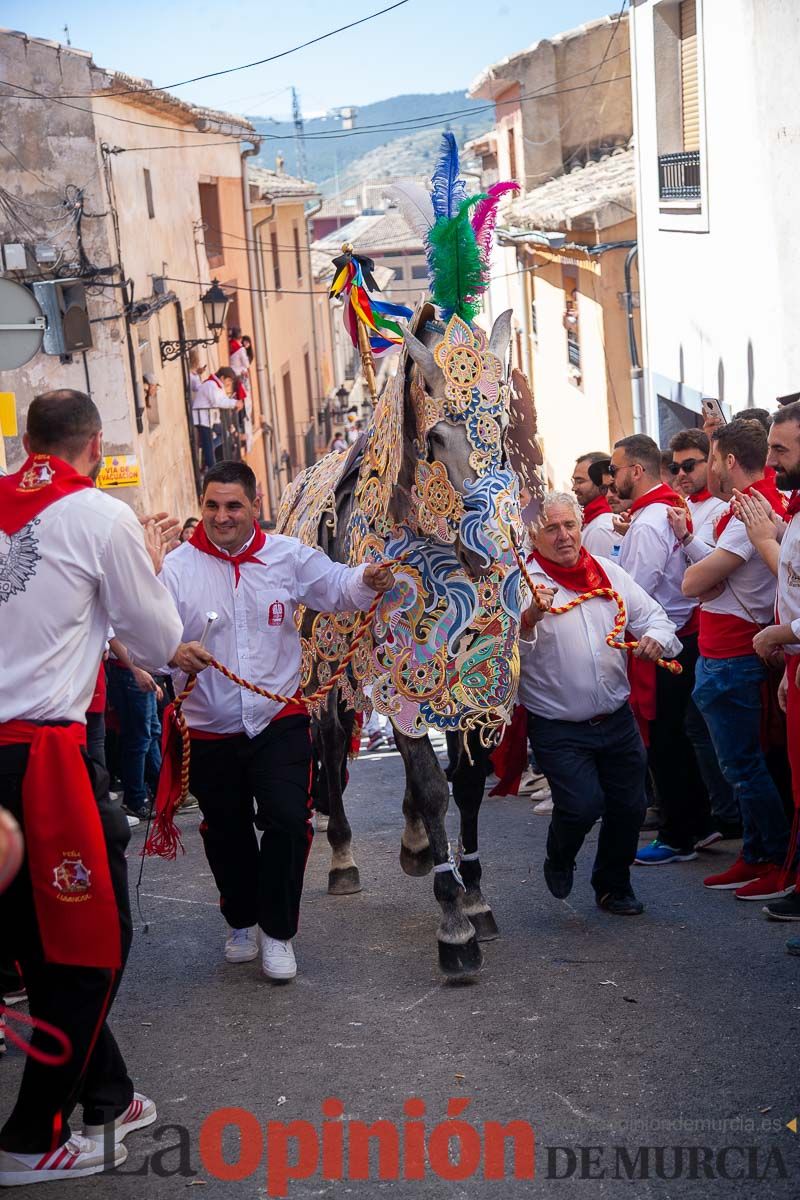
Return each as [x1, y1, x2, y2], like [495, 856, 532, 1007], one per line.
[97, 454, 140, 488]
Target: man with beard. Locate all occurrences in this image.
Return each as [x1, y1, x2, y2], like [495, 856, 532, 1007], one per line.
[609, 434, 711, 866]
[519, 492, 679, 914]
[0, 390, 206, 1184]
[733, 402, 800, 934]
[676, 420, 790, 901]
[571, 452, 621, 559]
[668, 429, 727, 544]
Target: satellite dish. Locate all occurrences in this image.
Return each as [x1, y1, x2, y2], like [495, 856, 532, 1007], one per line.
[0, 278, 46, 370]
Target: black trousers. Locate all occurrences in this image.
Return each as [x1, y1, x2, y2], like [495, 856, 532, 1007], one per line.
[528, 704, 648, 896]
[650, 632, 711, 851]
[188, 715, 313, 940]
[0, 744, 133, 1154]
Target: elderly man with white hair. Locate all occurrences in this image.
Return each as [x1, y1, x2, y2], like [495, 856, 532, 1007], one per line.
[520, 492, 682, 915]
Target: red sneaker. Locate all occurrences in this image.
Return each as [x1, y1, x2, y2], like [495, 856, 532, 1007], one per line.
[734, 865, 794, 902]
[703, 856, 766, 890]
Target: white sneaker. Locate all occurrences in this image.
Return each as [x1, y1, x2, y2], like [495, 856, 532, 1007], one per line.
[224, 927, 259, 963]
[84, 1093, 157, 1143]
[261, 934, 297, 981]
[519, 769, 546, 794]
[315, 812, 329, 832]
[0, 1135, 127, 1185]
[125, 814, 140, 829]
[533, 794, 554, 814]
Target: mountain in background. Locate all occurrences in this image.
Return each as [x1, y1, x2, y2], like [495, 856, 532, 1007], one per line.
[249, 91, 490, 193]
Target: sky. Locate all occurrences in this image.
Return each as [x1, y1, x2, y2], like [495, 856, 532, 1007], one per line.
[2, 0, 617, 118]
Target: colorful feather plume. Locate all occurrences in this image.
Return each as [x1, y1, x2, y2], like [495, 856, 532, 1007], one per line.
[329, 248, 412, 355]
[427, 195, 487, 323]
[471, 180, 520, 260]
[430, 131, 467, 221]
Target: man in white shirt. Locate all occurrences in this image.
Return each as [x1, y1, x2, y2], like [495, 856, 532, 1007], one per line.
[729, 403, 800, 930]
[158, 460, 393, 981]
[0, 390, 207, 1186]
[668, 428, 728, 544]
[667, 427, 738, 842]
[571, 451, 621, 560]
[678, 419, 790, 901]
[520, 493, 680, 915]
[193, 366, 238, 470]
[610, 434, 711, 866]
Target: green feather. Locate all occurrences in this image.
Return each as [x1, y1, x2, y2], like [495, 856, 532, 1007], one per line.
[427, 195, 487, 322]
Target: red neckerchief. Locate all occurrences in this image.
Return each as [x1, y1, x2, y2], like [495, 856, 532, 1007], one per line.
[628, 482, 692, 529]
[190, 520, 266, 585]
[715, 476, 787, 538]
[786, 491, 800, 518]
[582, 495, 612, 526]
[529, 546, 612, 593]
[0, 721, 121, 969]
[229, 338, 243, 354]
[689, 487, 713, 503]
[0, 453, 94, 536]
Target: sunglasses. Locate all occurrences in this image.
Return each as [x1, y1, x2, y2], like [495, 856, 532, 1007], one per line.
[607, 463, 631, 478]
[668, 458, 707, 475]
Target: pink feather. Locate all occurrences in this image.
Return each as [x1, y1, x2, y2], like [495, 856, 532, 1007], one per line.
[471, 181, 520, 258]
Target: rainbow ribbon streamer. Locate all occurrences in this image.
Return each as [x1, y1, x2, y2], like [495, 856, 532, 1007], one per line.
[329, 249, 413, 355]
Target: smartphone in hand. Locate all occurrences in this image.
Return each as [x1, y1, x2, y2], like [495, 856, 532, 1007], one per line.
[701, 396, 727, 425]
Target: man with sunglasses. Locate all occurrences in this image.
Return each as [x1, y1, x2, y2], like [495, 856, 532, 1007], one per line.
[609, 434, 712, 866]
[667, 429, 739, 843]
[669, 429, 727, 544]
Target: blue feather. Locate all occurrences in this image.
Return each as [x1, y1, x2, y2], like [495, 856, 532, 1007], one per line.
[430, 132, 467, 221]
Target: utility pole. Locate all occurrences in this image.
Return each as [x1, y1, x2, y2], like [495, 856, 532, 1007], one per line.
[291, 87, 307, 180]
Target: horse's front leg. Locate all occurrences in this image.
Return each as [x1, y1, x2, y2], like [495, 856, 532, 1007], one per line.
[395, 732, 482, 978]
[319, 690, 361, 895]
[452, 734, 499, 942]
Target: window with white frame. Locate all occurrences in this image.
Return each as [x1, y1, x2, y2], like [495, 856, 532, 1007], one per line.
[653, 0, 707, 223]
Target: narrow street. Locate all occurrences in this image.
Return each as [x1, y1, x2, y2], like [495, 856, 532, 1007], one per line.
[2, 736, 797, 1198]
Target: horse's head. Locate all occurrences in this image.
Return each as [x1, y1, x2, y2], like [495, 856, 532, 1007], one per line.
[399, 307, 522, 580]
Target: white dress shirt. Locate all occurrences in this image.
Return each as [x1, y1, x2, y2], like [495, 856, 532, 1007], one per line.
[229, 346, 250, 376]
[192, 375, 236, 428]
[0, 490, 183, 724]
[519, 556, 681, 722]
[779, 512, 800, 654]
[159, 533, 377, 736]
[581, 510, 621, 561]
[687, 492, 728, 545]
[618, 489, 696, 630]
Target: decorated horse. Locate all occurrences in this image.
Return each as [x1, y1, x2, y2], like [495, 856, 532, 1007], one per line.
[277, 135, 542, 977]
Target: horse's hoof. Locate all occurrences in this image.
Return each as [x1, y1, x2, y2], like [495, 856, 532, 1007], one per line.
[469, 909, 500, 942]
[399, 843, 434, 877]
[328, 866, 362, 895]
[438, 934, 483, 978]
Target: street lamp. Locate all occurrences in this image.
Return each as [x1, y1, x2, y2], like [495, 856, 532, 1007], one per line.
[159, 279, 232, 364]
[333, 385, 350, 417]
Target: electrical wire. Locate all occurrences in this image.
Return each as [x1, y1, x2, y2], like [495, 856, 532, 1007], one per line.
[0, 70, 630, 142]
[12, 2, 411, 100]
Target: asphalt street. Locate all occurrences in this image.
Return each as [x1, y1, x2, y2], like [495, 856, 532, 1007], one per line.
[2, 735, 799, 1198]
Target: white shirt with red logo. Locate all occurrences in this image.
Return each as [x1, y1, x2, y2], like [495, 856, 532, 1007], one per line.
[687, 492, 728, 545]
[159, 533, 377, 736]
[779, 512, 800, 656]
[0, 491, 183, 724]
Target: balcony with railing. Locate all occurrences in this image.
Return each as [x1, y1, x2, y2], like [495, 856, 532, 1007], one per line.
[658, 150, 701, 201]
